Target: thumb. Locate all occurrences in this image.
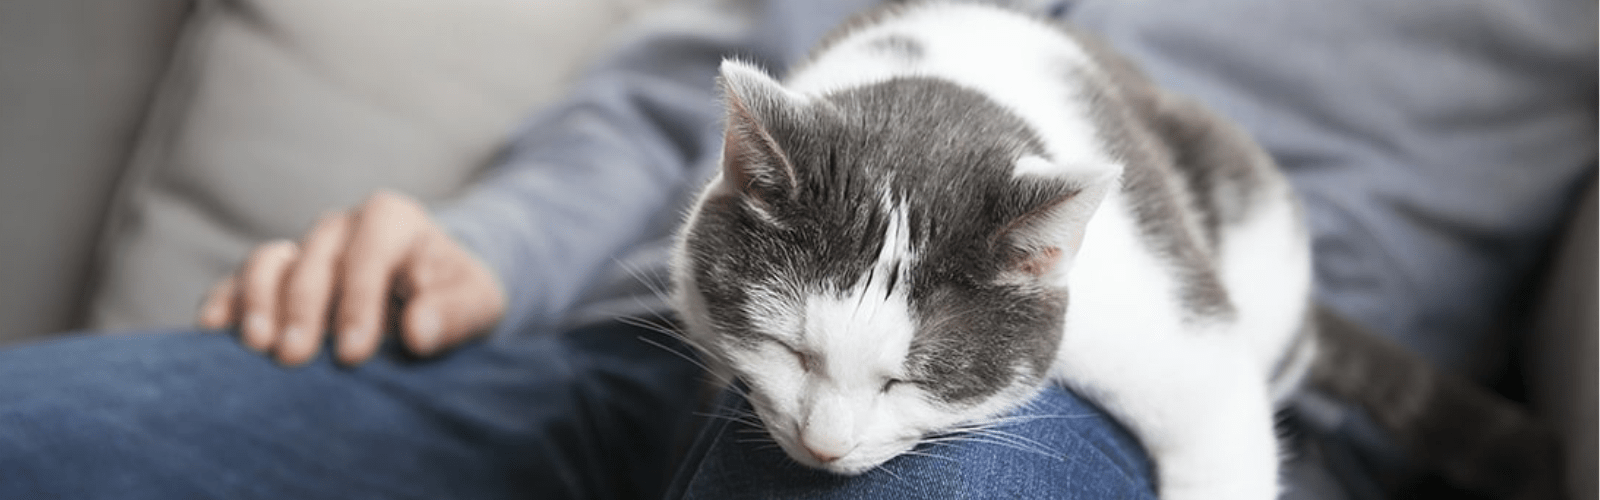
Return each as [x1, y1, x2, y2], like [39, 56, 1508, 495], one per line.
[401, 290, 500, 357]
[399, 235, 507, 357]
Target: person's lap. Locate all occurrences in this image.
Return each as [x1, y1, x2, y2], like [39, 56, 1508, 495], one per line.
[0, 322, 1178, 499]
[0, 322, 1379, 499]
[0, 323, 703, 500]
[666, 384, 1159, 499]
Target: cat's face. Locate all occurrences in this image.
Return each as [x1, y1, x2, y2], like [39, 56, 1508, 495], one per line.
[678, 229, 1068, 474]
[678, 199, 1069, 475]
[671, 61, 1114, 475]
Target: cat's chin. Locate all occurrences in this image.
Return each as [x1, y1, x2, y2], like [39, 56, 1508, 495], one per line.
[782, 442, 914, 477]
[818, 461, 882, 477]
[805, 455, 892, 477]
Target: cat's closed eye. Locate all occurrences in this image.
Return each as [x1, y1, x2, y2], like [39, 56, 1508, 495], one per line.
[783, 344, 813, 372]
[881, 378, 906, 393]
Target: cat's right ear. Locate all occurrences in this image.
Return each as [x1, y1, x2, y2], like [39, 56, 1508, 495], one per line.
[713, 60, 801, 206]
[999, 156, 1120, 282]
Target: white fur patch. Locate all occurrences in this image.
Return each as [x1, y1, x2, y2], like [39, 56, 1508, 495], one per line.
[788, 4, 1117, 178]
[801, 197, 916, 386]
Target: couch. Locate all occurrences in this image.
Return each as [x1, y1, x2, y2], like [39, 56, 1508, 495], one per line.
[0, 0, 1592, 497]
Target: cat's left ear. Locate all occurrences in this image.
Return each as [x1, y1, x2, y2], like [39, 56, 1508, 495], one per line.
[712, 60, 807, 206]
[999, 156, 1120, 281]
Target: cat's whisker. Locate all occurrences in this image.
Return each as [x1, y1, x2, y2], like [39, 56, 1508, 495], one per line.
[615, 256, 678, 305]
[959, 433, 1061, 460]
[741, 440, 784, 450]
[925, 433, 1060, 462]
[702, 414, 763, 428]
[616, 314, 703, 356]
[950, 412, 1097, 434]
[972, 428, 1059, 456]
[630, 331, 731, 386]
[915, 424, 1063, 463]
[897, 449, 960, 464]
[693, 411, 765, 429]
[873, 459, 910, 487]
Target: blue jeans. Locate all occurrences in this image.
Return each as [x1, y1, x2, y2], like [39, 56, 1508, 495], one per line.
[0, 324, 702, 499]
[669, 386, 1157, 499]
[0, 323, 1160, 499]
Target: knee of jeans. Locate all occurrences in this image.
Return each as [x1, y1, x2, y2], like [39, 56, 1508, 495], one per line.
[0, 402, 146, 472]
[677, 384, 1157, 499]
[900, 386, 1155, 496]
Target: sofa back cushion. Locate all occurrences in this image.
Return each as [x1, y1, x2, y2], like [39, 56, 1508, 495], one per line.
[0, 0, 190, 344]
[88, 0, 662, 331]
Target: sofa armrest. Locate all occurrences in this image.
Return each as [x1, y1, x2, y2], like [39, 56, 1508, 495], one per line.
[0, 0, 191, 345]
[1524, 172, 1597, 500]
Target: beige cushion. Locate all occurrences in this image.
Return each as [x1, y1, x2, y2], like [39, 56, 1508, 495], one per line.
[0, 0, 189, 344]
[89, 0, 664, 330]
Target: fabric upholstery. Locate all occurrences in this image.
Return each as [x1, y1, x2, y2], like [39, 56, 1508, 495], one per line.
[0, 0, 191, 345]
[89, 0, 664, 330]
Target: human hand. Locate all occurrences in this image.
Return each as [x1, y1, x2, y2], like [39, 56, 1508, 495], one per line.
[198, 190, 507, 366]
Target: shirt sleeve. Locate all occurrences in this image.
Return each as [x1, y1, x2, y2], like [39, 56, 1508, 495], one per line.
[432, 0, 878, 338]
[1068, 0, 1596, 377]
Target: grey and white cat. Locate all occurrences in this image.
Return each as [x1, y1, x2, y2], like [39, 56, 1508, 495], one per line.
[670, 2, 1553, 499]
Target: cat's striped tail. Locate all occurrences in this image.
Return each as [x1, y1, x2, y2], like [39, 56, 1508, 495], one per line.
[1307, 305, 1561, 499]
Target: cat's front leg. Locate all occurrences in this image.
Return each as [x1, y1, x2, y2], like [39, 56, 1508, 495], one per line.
[1056, 341, 1281, 500]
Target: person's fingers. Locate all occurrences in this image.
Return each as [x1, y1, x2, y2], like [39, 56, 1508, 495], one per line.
[399, 230, 508, 357]
[198, 275, 239, 330]
[274, 213, 352, 366]
[334, 191, 427, 365]
[237, 240, 299, 352]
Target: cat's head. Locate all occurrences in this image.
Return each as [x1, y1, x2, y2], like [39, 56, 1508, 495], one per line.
[671, 60, 1117, 475]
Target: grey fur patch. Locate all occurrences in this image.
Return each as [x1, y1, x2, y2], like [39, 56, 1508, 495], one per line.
[1269, 303, 1317, 385]
[1056, 25, 1294, 322]
[684, 75, 1074, 405]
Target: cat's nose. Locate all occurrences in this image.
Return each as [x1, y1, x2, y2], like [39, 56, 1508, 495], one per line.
[802, 441, 844, 463]
[799, 433, 854, 464]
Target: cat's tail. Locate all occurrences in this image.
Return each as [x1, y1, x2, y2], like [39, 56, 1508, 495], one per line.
[1305, 305, 1562, 500]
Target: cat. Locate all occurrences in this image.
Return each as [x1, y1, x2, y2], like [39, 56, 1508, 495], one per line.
[669, 2, 1556, 498]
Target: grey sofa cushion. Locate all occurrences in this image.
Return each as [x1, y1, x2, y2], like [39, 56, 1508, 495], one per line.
[0, 0, 190, 345]
[88, 0, 664, 331]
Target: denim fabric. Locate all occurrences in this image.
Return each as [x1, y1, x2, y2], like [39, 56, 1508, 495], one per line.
[0, 325, 1360, 500]
[0, 324, 701, 500]
[667, 385, 1159, 500]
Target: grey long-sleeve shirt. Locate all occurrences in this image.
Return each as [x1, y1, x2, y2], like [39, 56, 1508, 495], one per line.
[433, 0, 880, 339]
[437, 0, 1596, 383]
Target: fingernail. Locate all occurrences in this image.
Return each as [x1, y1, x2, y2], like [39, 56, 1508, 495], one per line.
[245, 314, 271, 350]
[198, 305, 220, 328]
[337, 330, 366, 363]
[281, 326, 304, 346]
[413, 312, 442, 355]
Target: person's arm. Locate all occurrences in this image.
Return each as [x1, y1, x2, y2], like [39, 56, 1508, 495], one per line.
[432, 1, 772, 343]
[198, 0, 866, 366]
[433, 0, 878, 342]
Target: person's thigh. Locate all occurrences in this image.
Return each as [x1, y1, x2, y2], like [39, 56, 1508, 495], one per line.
[0, 323, 700, 500]
[667, 383, 1158, 499]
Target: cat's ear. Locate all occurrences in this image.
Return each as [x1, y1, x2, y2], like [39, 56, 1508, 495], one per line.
[713, 59, 803, 205]
[999, 156, 1120, 280]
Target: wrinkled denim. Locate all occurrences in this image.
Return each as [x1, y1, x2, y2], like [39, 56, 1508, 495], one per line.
[0, 325, 1168, 499]
[0, 324, 701, 500]
[668, 385, 1158, 500]
[0, 323, 1372, 500]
